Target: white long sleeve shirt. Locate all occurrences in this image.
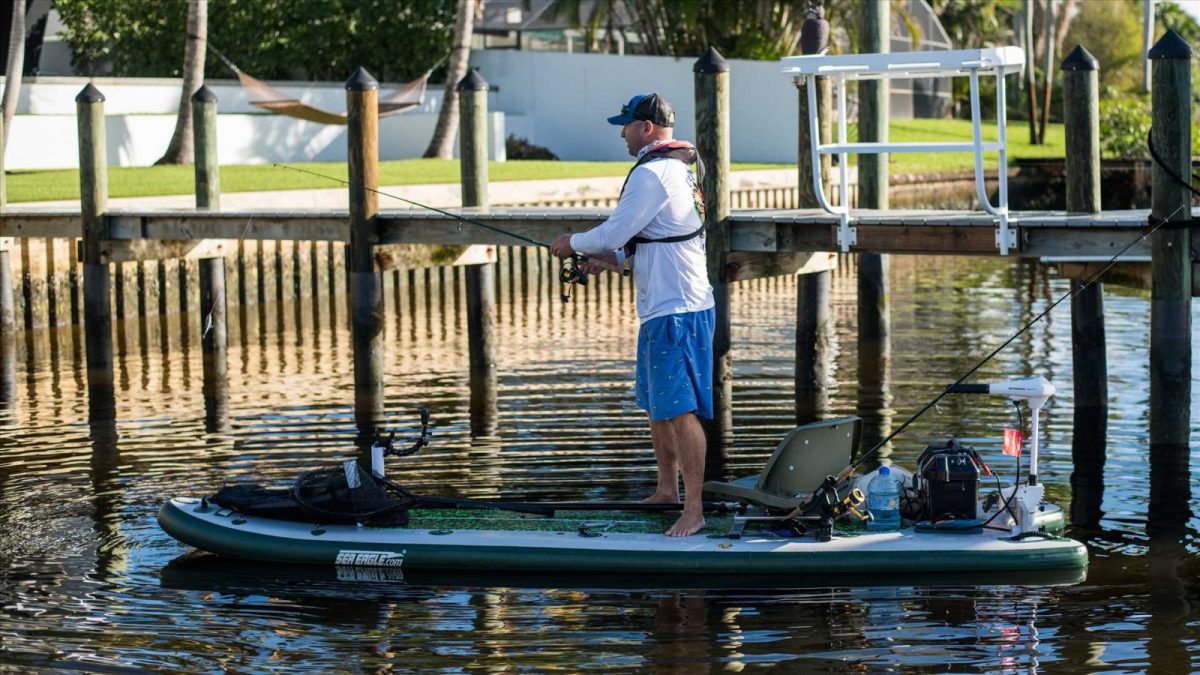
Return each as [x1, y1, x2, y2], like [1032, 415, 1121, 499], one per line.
[570, 144, 715, 322]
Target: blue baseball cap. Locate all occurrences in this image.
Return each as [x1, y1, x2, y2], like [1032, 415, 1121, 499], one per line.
[607, 93, 675, 127]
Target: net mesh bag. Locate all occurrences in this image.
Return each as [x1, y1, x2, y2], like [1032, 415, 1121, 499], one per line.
[291, 460, 417, 526]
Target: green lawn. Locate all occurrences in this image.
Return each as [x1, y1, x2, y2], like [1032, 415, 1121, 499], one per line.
[885, 118, 1064, 174]
[6, 118, 1062, 203]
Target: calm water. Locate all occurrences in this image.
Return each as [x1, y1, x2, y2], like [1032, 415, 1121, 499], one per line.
[2, 253, 1199, 672]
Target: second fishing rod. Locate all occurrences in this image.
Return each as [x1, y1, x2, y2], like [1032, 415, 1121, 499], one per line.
[274, 164, 592, 302]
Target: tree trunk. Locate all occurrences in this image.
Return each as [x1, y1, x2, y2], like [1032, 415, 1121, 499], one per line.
[1037, 0, 1055, 145]
[2, 0, 25, 154]
[423, 0, 476, 159]
[155, 0, 207, 165]
[1023, 0, 1039, 145]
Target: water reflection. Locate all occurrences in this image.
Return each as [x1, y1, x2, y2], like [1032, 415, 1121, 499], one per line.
[1, 333, 15, 413]
[0, 253, 1198, 670]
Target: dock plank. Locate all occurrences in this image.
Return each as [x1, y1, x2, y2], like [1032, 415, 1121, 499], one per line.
[0, 207, 1163, 259]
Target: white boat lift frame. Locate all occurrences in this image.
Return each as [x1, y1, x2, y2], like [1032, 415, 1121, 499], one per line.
[780, 47, 1027, 255]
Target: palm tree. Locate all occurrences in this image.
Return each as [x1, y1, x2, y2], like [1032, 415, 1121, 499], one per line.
[424, 0, 479, 159]
[156, 0, 207, 165]
[2, 0, 25, 158]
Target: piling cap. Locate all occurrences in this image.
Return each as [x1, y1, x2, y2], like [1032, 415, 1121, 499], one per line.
[75, 82, 104, 103]
[456, 68, 488, 91]
[1148, 29, 1193, 59]
[191, 84, 218, 103]
[694, 46, 730, 74]
[345, 67, 378, 91]
[1060, 45, 1098, 72]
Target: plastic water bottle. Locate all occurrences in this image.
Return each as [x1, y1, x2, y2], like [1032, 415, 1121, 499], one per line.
[867, 466, 901, 532]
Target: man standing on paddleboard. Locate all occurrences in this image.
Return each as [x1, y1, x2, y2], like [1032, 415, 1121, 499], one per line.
[551, 93, 715, 537]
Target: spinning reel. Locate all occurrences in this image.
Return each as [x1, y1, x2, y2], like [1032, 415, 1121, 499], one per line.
[781, 475, 868, 542]
[559, 254, 589, 303]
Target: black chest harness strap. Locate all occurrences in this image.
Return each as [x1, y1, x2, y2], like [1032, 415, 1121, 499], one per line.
[619, 142, 707, 256]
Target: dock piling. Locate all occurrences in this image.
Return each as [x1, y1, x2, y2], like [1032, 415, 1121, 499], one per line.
[1147, 30, 1193, 534]
[0, 239, 13, 337]
[193, 84, 229, 433]
[346, 67, 385, 435]
[459, 69, 498, 437]
[856, 0, 892, 453]
[0, 103, 8, 340]
[794, 5, 833, 424]
[695, 46, 732, 456]
[77, 83, 115, 422]
[1062, 44, 1107, 528]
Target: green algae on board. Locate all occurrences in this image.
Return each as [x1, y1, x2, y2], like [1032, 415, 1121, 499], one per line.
[399, 509, 732, 535]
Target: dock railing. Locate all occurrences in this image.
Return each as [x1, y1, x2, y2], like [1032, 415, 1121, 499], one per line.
[781, 46, 1026, 254]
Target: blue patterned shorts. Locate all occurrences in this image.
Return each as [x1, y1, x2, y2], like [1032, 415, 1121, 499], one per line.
[635, 308, 715, 421]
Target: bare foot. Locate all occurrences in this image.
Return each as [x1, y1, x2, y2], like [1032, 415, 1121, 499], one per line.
[641, 492, 680, 504]
[665, 511, 705, 537]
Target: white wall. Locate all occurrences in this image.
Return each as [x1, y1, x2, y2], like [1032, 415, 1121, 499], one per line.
[3, 76, 504, 170]
[470, 50, 800, 163]
[2, 47, 803, 169]
[7, 110, 505, 170]
[11, 76, 449, 116]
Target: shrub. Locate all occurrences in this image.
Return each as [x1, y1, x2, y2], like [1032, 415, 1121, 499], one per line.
[505, 135, 558, 161]
[1099, 95, 1152, 159]
[1099, 90, 1200, 160]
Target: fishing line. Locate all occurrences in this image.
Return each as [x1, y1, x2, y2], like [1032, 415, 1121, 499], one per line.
[272, 163, 551, 248]
[201, 216, 255, 340]
[845, 186, 1194, 477]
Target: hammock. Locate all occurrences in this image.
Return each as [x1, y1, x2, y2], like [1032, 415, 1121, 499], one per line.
[210, 45, 433, 125]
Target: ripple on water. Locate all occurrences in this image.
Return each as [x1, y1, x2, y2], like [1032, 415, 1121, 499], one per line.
[1, 256, 1198, 671]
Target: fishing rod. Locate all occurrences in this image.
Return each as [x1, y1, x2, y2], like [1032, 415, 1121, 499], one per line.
[273, 163, 590, 301]
[839, 137, 1198, 481]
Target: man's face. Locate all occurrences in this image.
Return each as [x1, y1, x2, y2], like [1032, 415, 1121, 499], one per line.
[620, 119, 653, 157]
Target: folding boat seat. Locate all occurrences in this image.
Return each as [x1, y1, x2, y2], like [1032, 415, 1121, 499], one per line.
[702, 417, 861, 511]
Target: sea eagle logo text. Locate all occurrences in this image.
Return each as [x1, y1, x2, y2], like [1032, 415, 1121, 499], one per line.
[335, 549, 406, 567]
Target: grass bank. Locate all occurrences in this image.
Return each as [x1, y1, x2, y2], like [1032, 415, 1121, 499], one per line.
[7, 118, 1063, 203]
[885, 118, 1064, 174]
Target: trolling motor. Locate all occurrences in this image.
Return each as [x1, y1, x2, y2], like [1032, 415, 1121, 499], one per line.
[945, 375, 1054, 535]
[370, 408, 432, 478]
[559, 253, 589, 302]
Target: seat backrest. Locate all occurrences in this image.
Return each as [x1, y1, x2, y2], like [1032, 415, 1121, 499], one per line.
[755, 417, 862, 497]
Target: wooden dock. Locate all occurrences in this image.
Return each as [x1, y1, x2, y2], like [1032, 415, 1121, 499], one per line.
[0, 206, 1160, 258]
